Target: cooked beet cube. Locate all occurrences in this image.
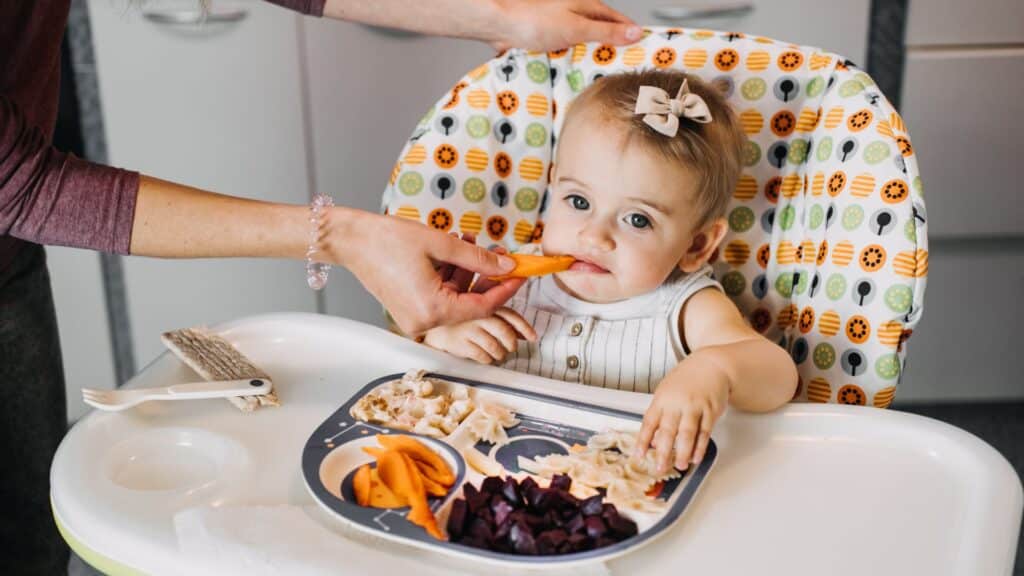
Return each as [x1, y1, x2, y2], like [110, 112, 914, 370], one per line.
[605, 509, 639, 538]
[565, 512, 586, 535]
[492, 498, 514, 527]
[524, 512, 546, 529]
[489, 493, 505, 510]
[554, 490, 579, 511]
[481, 476, 504, 494]
[509, 522, 538, 555]
[447, 499, 468, 541]
[468, 517, 494, 544]
[536, 529, 568, 555]
[494, 516, 514, 542]
[463, 482, 479, 500]
[584, 516, 607, 540]
[567, 533, 589, 552]
[536, 533, 557, 555]
[501, 476, 522, 505]
[476, 506, 494, 529]
[466, 490, 490, 514]
[520, 476, 539, 494]
[528, 488, 556, 511]
[549, 474, 572, 492]
[580, 494, 604, 517]
[507, 509, 527, 524]
[547, 508, 567, 528]
[594, 536, 617, 549]
[543, 529, 568, 547]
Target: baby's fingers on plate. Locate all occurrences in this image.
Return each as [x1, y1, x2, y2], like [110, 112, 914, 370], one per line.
[635, 406, 661, 457]
[673, 410, 703, 470]
[654, 415, 680, 473]
[690, 410, 714, 465]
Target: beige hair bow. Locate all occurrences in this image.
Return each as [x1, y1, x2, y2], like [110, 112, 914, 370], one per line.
[634, 80, 713, 137]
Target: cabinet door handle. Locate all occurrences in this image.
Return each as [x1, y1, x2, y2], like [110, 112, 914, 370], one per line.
[142, 7, 248, 26]
[652, 3, 755, 22]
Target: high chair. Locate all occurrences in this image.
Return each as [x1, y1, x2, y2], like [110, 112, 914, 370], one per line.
[381, 28, 928, 407]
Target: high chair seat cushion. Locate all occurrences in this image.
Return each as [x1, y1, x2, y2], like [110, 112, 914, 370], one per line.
[381, 28, 928, 407]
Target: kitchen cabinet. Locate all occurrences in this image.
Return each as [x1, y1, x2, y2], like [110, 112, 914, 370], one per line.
[85, 0, 317, 366]
[896, 0, 1024, 401]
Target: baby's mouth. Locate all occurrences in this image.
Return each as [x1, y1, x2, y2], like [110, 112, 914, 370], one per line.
[567, 258, 610, 274]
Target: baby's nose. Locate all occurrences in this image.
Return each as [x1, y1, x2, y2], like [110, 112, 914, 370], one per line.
[579, 225, 615, 252]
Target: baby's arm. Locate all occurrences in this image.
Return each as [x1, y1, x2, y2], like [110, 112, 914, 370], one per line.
[637, 288, 798, 472]
[422, 308, 537, 365]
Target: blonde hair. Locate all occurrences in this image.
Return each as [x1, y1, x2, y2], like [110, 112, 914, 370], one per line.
[561, 70, 746, 227]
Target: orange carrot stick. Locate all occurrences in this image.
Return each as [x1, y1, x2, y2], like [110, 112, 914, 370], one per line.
[368, 468, 407, 508]
[377, 450, 444, 540]
[489, 253, 575, 280]
[376, 435, 454, 486]
[353, 464, 372, 507]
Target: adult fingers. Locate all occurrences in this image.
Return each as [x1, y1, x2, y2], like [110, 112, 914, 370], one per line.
[673, 409, 703, 471]
[436, 277, 526, 326]
[471, 275, 500, 294]
[460, 277, 526, 313]
[494, 307, 537, 341]
[429, 232, 515, 277]
[575, 0, 635, 25]
[568, 4, 641, 45]
[448, 234, 479, 291]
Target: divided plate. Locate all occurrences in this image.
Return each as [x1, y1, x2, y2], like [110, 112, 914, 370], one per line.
[301, 373, 715, 568]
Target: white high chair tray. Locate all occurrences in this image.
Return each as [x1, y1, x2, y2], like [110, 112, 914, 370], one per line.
[51, 313, 1022, 575]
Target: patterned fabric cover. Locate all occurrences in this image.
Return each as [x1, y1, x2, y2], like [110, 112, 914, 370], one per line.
[381, 28, 928, 407]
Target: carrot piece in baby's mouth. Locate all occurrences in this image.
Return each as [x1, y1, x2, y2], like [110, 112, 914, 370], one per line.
[490, 253, 575, 280]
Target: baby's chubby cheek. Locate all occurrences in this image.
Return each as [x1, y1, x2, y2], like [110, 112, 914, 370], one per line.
[539, 227, 570, 258]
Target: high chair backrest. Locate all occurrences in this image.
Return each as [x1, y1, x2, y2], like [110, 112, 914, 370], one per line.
[381, 28, 928, 407]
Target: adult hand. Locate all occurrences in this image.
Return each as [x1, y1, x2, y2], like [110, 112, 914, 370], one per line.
[490, 0, 642, 53]
[322, 207, 526, 336]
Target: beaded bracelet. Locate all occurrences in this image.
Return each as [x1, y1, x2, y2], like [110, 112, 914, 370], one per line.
[305, 193, 334, 290]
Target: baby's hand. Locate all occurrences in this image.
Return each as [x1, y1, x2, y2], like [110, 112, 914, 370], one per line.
[635, 354, 731, 474]
[422, 307, 536, 364]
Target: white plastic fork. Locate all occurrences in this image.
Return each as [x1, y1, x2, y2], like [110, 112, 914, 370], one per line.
[81, 378, 274, 411]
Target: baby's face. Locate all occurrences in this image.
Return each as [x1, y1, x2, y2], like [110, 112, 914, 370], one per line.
[542, 114, 703, 303]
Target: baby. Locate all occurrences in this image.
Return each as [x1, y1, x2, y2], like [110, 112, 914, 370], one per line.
[423, 70, 798, 473]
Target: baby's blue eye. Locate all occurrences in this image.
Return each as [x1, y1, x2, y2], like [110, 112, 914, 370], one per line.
[567, 194, 590, 211]
[626, 213, 651, 229]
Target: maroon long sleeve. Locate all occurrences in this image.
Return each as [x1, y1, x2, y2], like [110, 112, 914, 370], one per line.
[0, 95, 140, 256]
[0, 0, 324, 272]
